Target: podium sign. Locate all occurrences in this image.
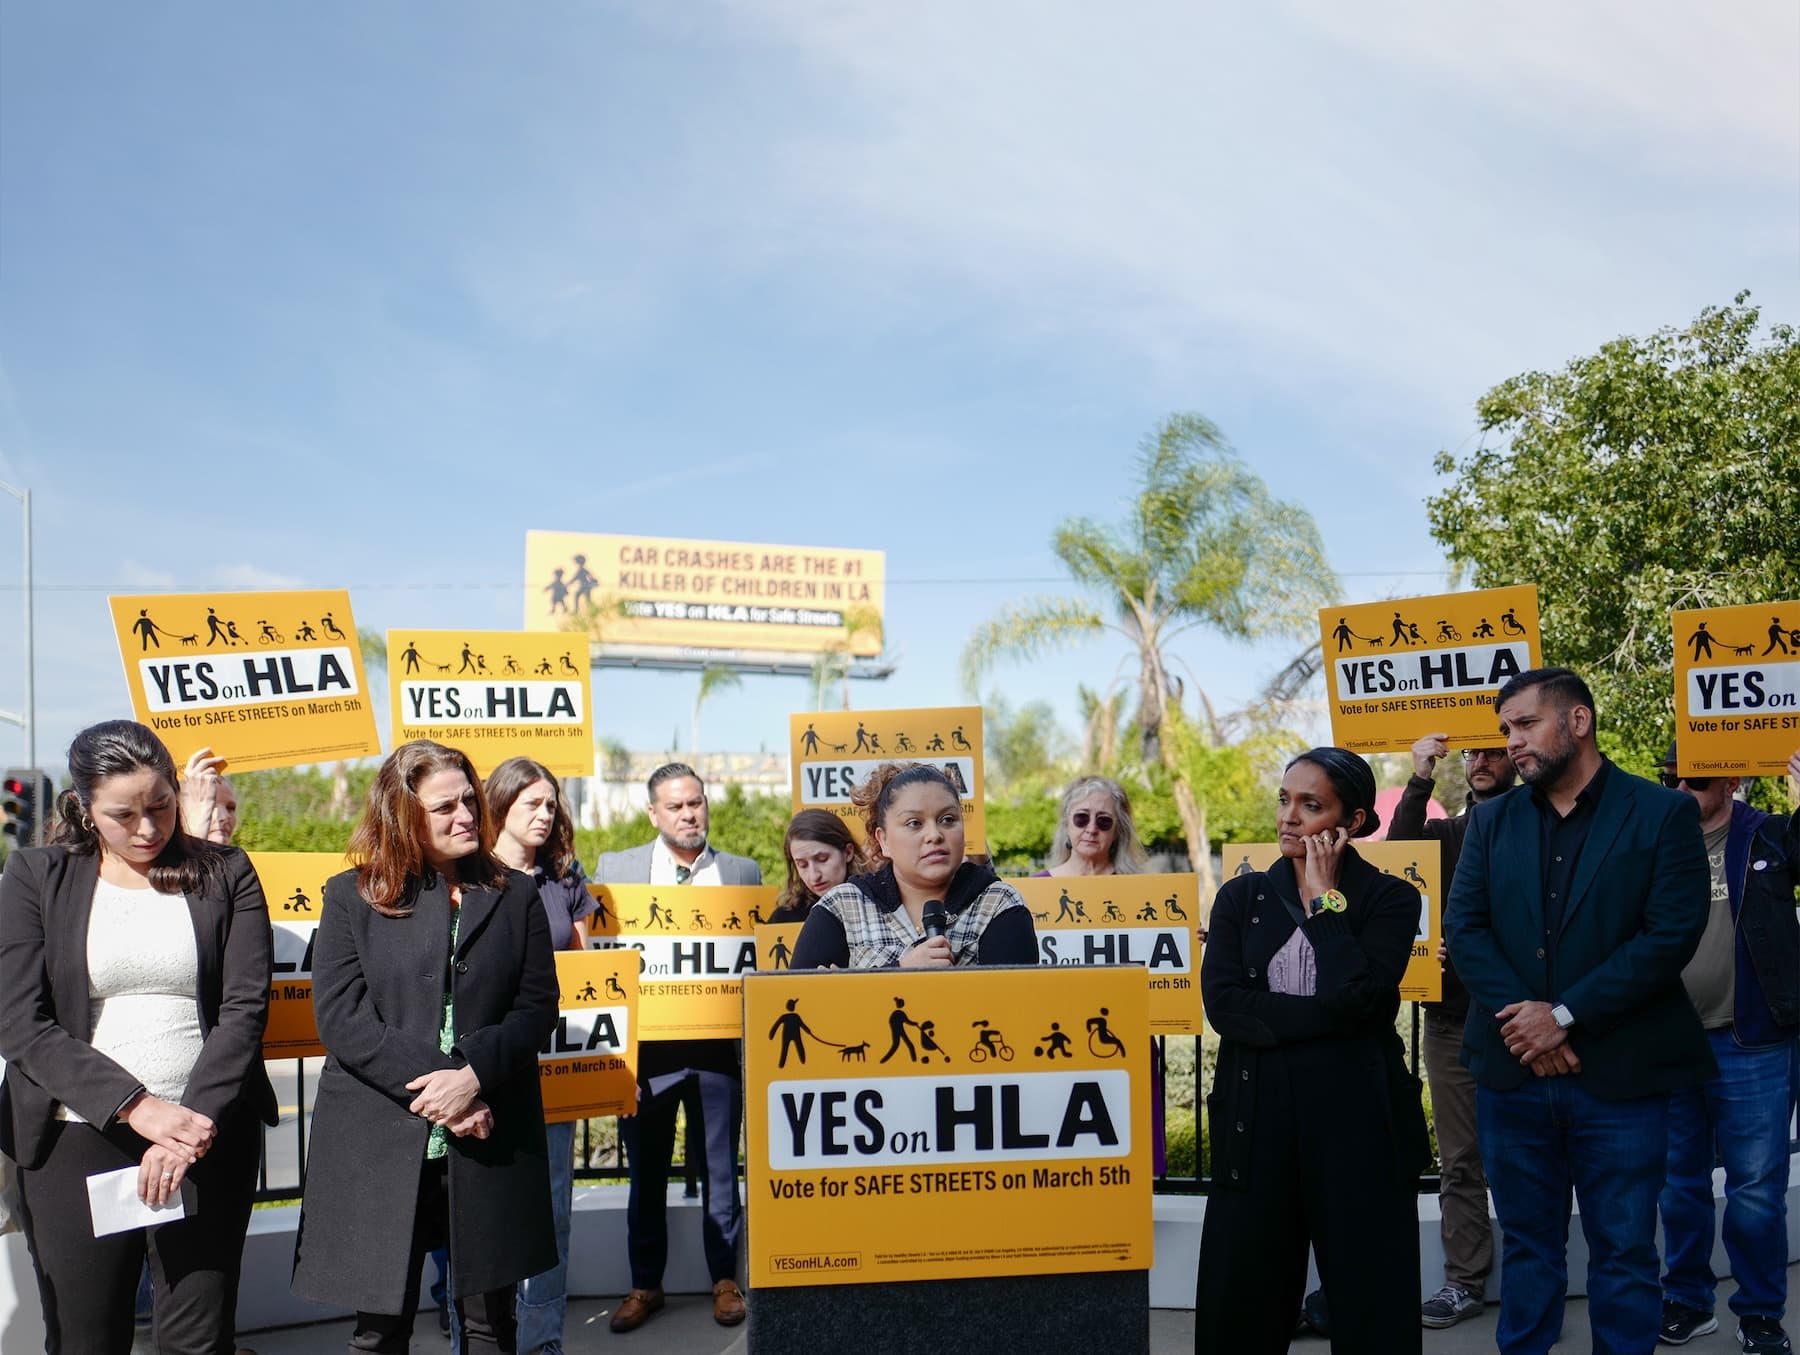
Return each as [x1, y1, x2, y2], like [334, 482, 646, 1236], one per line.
[1011, 874, 1202, 1034]
[1222, 841, 1443, 1002]
[587, 883, 775, 1039]
[743, 966, 1152, 1289]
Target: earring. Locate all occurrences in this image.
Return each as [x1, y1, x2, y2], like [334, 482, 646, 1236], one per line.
[81, 814, 94, 831]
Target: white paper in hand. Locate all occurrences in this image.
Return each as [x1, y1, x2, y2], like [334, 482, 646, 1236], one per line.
[86, 1165, 196, 1237]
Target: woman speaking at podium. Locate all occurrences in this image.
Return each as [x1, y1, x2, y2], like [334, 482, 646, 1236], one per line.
[1195, 747, 1430, 1355]
[291, 741, 558, 1352]
[790, 763, 1035, 969]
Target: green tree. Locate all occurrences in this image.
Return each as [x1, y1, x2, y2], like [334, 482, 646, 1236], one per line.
[1428, 295, 1800, 773]
[962, 414, 1338, 895]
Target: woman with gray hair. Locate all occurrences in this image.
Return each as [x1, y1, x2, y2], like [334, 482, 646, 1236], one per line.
[1042, 775, 1146, 877]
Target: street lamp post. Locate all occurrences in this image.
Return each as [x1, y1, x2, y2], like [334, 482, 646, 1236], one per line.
[0, 478, 34, 837]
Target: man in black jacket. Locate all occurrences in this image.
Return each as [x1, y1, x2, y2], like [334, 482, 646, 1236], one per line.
[1392, 733, 1515, 1329]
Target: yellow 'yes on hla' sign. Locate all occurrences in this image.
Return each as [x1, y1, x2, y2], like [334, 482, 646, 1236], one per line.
[388, 629, 594, 778]
[254, 851, 352, 1059]
[742, 965, 1152, 1288]
[1320, 585, 1540, 755]
[1670, 600, 1800, 777]
[109, 590, 381, 773]
[542, 950, 641, 1122]
[586, 884, 777, 1040]
[788, 706, 985, 852]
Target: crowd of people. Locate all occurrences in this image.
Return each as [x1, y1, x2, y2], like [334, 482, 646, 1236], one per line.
[0, 659, 1794, 1355]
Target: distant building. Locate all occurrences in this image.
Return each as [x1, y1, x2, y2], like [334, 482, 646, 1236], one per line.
[566, 749, 789, 828]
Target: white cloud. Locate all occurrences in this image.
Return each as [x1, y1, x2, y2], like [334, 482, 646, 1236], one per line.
[211, 563, 305, 591]
[118, 560, 177, 589]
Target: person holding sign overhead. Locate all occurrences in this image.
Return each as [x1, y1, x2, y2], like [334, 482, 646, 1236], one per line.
[791, 763, 1036, 969]
[0, 720, 276, 1355]
[485, 757, 596, 1355]
[769, 808, 866, 924]
[1196, 747, 1430, 1355]
[291, 740, 559, 1353]
[595, 762, 760, 1334]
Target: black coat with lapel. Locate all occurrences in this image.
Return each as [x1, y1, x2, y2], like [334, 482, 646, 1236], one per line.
[0, 844, 277, 1168]
[1444, 766, 1716, 1099]
[291, 866, 558, 1311]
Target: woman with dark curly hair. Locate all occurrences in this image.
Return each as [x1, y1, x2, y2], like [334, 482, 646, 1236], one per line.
[1195, 747, 1430, 1355]
[791, 763, 1035, 970]
[291, 740, 558, 1353]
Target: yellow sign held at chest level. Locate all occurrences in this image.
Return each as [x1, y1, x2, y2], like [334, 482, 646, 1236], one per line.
[586, 884, 775, 1039]
[109, 590, 381, 773]
[541, 951, 640, 1122]
[253, 851, 352, 1059]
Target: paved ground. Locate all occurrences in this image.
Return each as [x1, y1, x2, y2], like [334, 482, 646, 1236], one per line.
[207, 1269, 1783, 1354]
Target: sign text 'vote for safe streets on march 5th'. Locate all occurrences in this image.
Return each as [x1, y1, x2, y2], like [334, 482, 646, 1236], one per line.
[109, 590, 381, 773]
[387, 629, 594, 778]
[789, 706, 985, 853]
[586, 883, 777, 1040]
[1320, 585, 1541, 754]
[524, 530, 885, 657]
[1224, 841, 1443, 1003]
[743, 966, 1152, 1289]
[1671, 599, 1800, 777]
[1011, 874, 1202, 1035]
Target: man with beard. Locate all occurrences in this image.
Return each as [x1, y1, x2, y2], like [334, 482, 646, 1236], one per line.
[1655, 744, 1798, 1355]
[595, 763, 761, 1334]
[1447, 668, 1715, 1355]
[1393, 733, 1517, 1329]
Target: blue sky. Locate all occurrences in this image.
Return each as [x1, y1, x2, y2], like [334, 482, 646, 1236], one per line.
[2, 1, 1795, 776]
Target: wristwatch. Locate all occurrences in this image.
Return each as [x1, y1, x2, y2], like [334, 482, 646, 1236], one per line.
[1311, 889, 1347, 914]
[1551, 1003, 1576, 1030]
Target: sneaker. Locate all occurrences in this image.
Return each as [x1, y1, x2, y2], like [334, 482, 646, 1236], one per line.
[1739, 1316, 1793, 1354]
[1421, 1283, 1481, 1328]
[1660, 1299, 1719, 1345]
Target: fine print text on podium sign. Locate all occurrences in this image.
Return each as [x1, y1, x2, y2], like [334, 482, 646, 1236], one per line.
[1011, 874, 1202, 1035]
[542, 950, 640, 1122]
[743, 965, 1153, 1289]
[1223, 841, 1443, 1003]
[1671, 599, 1800, 777]
[1320, 584, 1541, 755]
[587, 883, 776, 1039]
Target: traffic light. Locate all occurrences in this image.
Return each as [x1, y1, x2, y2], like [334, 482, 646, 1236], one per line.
[2, 769, 53, 848]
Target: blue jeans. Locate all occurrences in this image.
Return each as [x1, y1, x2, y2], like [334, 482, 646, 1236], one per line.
[1478, 1077, 1669, 1355]
[515, 1120, 578, 1355]
[1660, 1030, 1795, 1321]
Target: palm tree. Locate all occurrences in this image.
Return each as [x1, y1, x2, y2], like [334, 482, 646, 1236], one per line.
[691, 666, 743, 759]
[962, 413, 1337, 896]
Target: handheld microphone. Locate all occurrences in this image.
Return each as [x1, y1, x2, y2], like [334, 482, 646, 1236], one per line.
[921, 902, 949, 939]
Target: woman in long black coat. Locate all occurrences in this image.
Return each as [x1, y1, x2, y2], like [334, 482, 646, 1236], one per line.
[291, 740, 558, 1353]
[1195, 748, 1431, 1355]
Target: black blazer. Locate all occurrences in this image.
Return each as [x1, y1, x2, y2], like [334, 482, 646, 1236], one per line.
[0, 844, 278, 1168]
[1445, 764, 1717, 1099]
[290, 867, 558, 1311]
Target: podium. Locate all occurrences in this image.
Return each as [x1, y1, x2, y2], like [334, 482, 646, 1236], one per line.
[741, 965, 1152, 1354]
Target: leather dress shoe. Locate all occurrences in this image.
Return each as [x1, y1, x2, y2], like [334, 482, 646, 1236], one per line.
[609, 1288, 665, 1333]
[713, 1278, 747, 1326]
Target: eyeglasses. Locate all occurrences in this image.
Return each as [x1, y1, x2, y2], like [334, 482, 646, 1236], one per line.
[1461, 749, 1507, 763]
[1070, 811, 1115, 832]
[1658, 772, 1715, 791]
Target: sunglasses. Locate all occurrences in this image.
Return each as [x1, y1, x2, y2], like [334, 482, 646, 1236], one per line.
[1070, 811, 1115, 832]
[1658, 771, 1715, 791]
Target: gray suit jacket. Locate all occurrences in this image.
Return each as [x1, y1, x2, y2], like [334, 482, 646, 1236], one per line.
[592, 841, 762, 887]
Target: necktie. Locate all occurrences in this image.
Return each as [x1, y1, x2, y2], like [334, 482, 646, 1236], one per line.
[676, 865, 692, 885]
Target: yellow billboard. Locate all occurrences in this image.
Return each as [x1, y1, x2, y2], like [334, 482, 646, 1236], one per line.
[1223, 841, 1442, 1002]
[524, 531, 884, 657]
[586, 883, 776, 1039]
[1320, 585, 1541, 755]
[1011, 874, 1202, 1034]
[1671, 600, 1800, 777]
[387, 629, 594, 777]
[108, 590, 381, 773]
[254, 851, 351, 1059]
[742, 966, 1152, 1288]
[542, 950, 640, 1122]
[788, 706, 985, 852]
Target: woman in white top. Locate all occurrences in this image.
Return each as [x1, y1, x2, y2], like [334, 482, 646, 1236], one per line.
[0, 719, 276, 1355]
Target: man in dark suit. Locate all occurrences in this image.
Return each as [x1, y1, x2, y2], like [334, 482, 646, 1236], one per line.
[1446, 668, 1715, 1355]
[596, 762, 760, 1334]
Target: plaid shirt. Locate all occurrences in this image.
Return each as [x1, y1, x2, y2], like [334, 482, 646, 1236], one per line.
[813, 876, 1029, 968]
